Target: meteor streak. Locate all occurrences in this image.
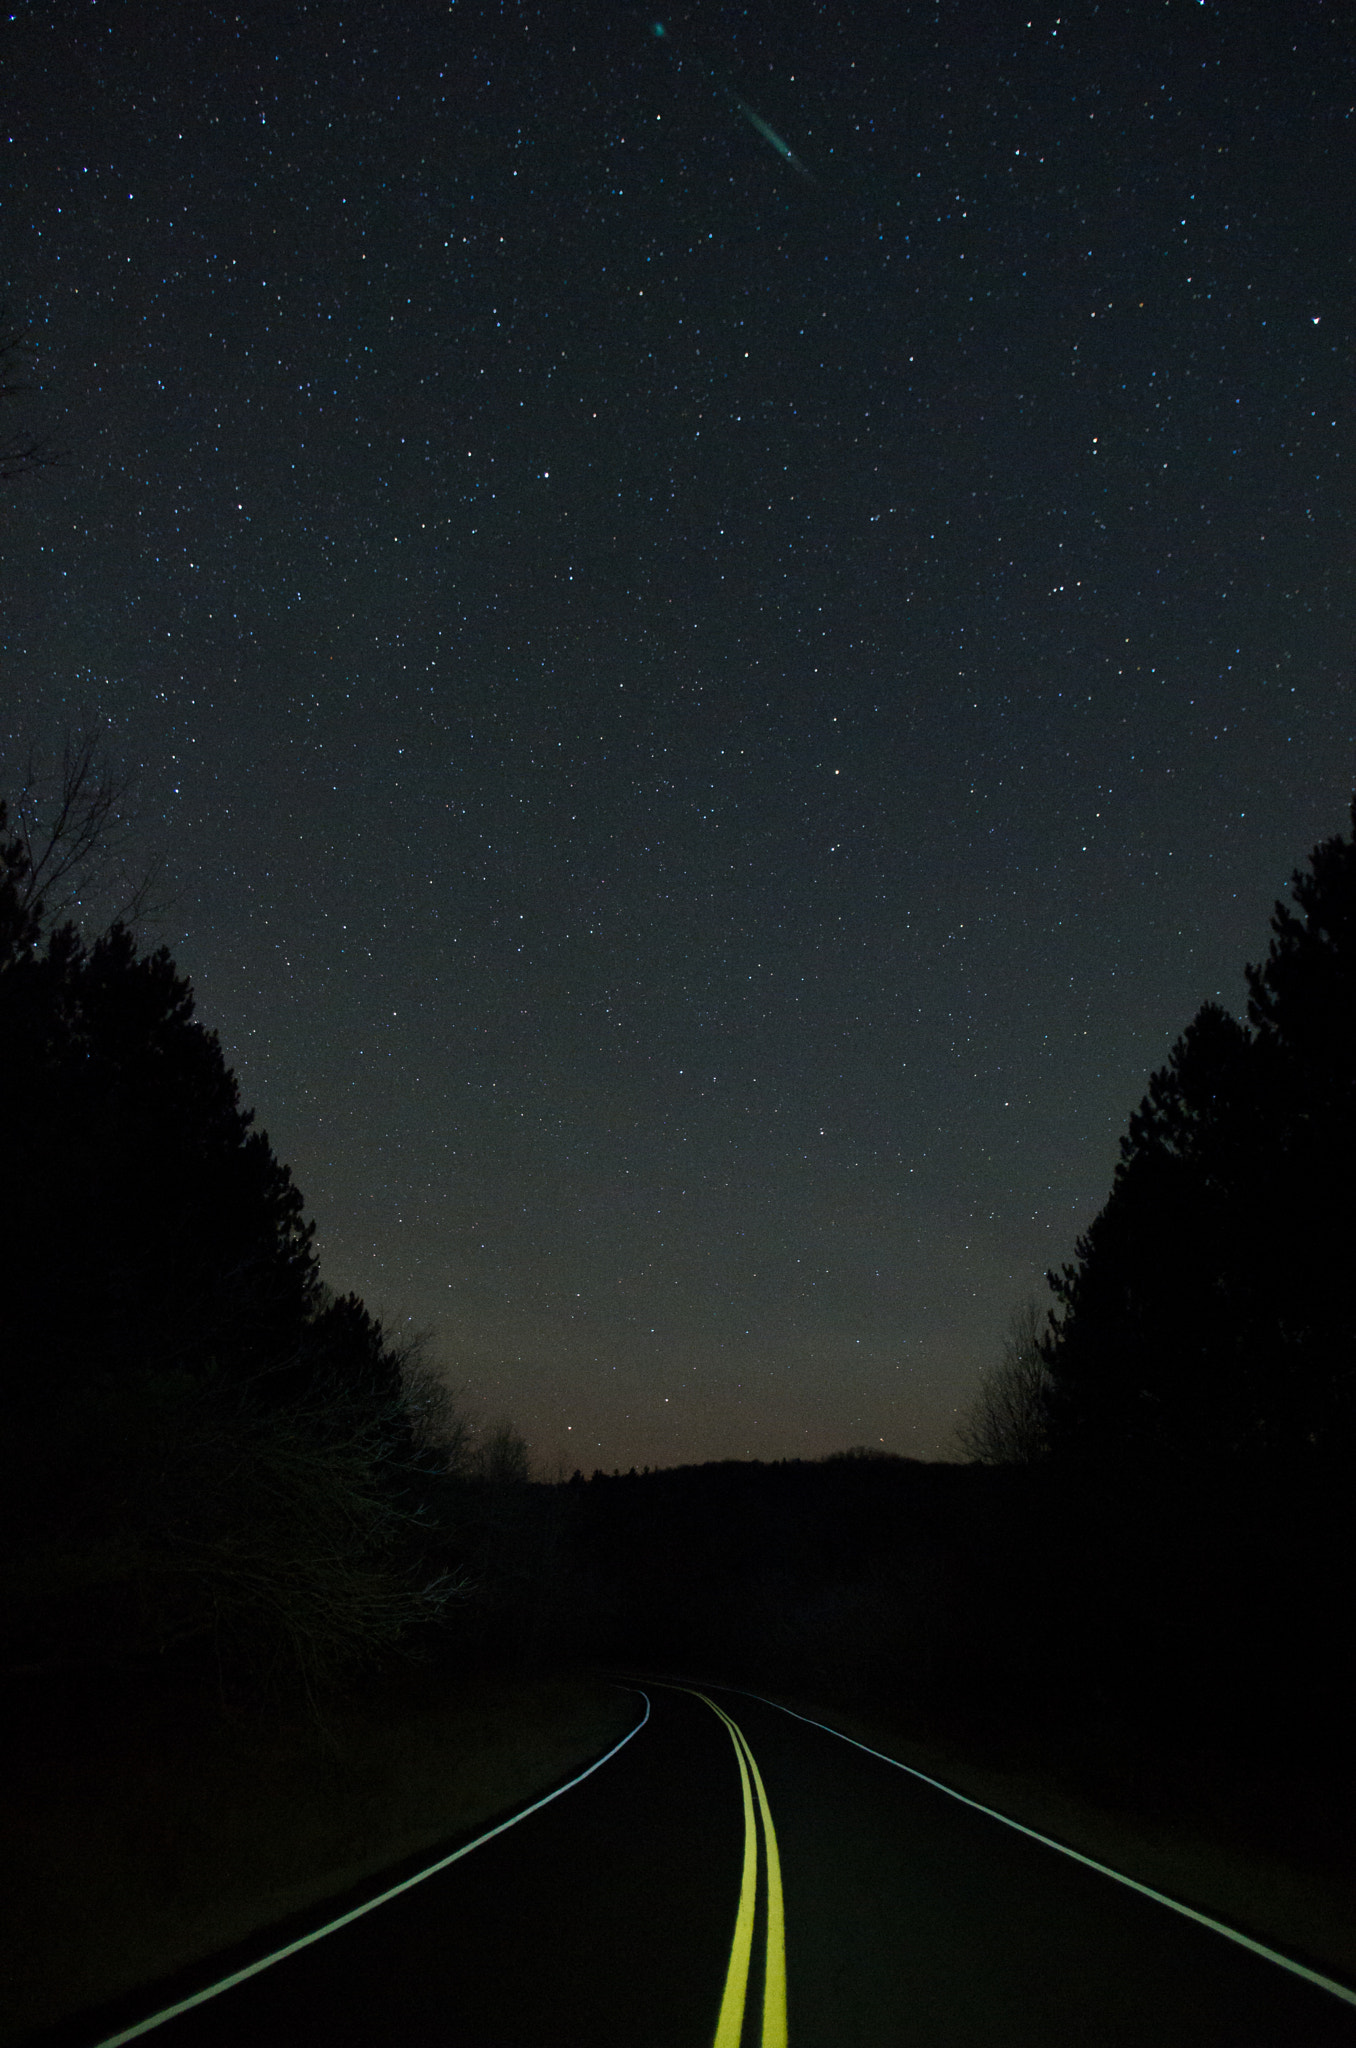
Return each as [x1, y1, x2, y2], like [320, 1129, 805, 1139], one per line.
[651, 21, 816, 184]
[730, 95, 815, 181]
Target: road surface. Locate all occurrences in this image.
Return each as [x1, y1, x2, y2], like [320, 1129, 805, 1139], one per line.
[74, 1681, 1356, 2047]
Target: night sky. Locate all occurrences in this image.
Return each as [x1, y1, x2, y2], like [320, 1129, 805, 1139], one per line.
[4, 0, 1352, 1472]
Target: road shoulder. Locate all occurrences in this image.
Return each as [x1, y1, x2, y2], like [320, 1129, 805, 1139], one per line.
[1, 1665, 639, 2044]
[735, 1690, 1356, 1994]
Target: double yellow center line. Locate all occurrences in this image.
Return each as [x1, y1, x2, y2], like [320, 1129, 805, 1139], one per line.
[688, 1689, 788, 2048]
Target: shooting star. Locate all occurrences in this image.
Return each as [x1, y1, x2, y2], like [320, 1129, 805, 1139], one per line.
[651, 21, 817, 184]
[730, 94, 816, 181]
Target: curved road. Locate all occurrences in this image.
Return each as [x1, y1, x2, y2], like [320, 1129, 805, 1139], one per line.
[80, 1682, 1356, 2048]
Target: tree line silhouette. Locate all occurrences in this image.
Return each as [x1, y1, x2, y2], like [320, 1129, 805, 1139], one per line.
[0, 758, 542, 1701]
[1043, 805, 1356, 1485]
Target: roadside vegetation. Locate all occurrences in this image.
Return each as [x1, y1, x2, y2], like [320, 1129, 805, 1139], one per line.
[0, 755, 614, 2043]
[0, 749, 542, 1703]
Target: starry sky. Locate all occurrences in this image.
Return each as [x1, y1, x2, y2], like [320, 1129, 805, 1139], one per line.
[3, 0, 1352, 1472]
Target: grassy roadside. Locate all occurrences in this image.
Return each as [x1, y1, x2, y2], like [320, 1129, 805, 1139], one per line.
[738, 1686, 1356, 1992]
[0, 1664, 639, 2045]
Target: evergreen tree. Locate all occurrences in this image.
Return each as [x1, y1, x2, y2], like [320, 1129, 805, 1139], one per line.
[0, 889, 318, 1414]
[1042, 799, 1356, 1479]
[1242, 798, 1356, 1466]
[0, 800, 452, 1684]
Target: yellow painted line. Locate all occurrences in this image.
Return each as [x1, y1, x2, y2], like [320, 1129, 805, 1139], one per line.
[744, 1733, 787, 2048]
[706, 1692, 758, 2048]
[691, 1689, 789, 2048]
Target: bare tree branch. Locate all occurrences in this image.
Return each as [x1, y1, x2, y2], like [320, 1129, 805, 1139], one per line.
[397, 1336, 478, 1477]
[957, 1296, 1053, 1466]
[10, 731, 166, 933]
[473, 1419, 532, 1485]
[0, 312, 65, 484]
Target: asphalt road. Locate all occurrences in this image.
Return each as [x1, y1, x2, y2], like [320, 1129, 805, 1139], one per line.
[75, 1682, 1356, 2048]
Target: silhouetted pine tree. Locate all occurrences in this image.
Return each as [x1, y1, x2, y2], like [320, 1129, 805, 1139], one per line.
[1041, 1001, 1263, 1474]
[1042, 798, 1356, 1484]
[0, 803, 450, 1684]
[1242, 801, 1356, 1472]
[0, 909, 317, 1415]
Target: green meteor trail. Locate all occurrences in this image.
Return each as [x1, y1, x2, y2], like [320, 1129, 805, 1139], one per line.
[650, 20, 816, 183]
[730, 94, 814, 180]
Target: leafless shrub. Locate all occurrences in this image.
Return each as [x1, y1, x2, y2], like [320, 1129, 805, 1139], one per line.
[1, 1369, 471, 1698]
[397, 1341, 477, 1477]
[957, 1297, 1053, 1466]
[471, 1419, 532, 1486]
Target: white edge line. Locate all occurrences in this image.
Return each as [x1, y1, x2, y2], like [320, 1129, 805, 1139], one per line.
[92, 1688, 653, 2048]
[715, 1685, 1356, 2012]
